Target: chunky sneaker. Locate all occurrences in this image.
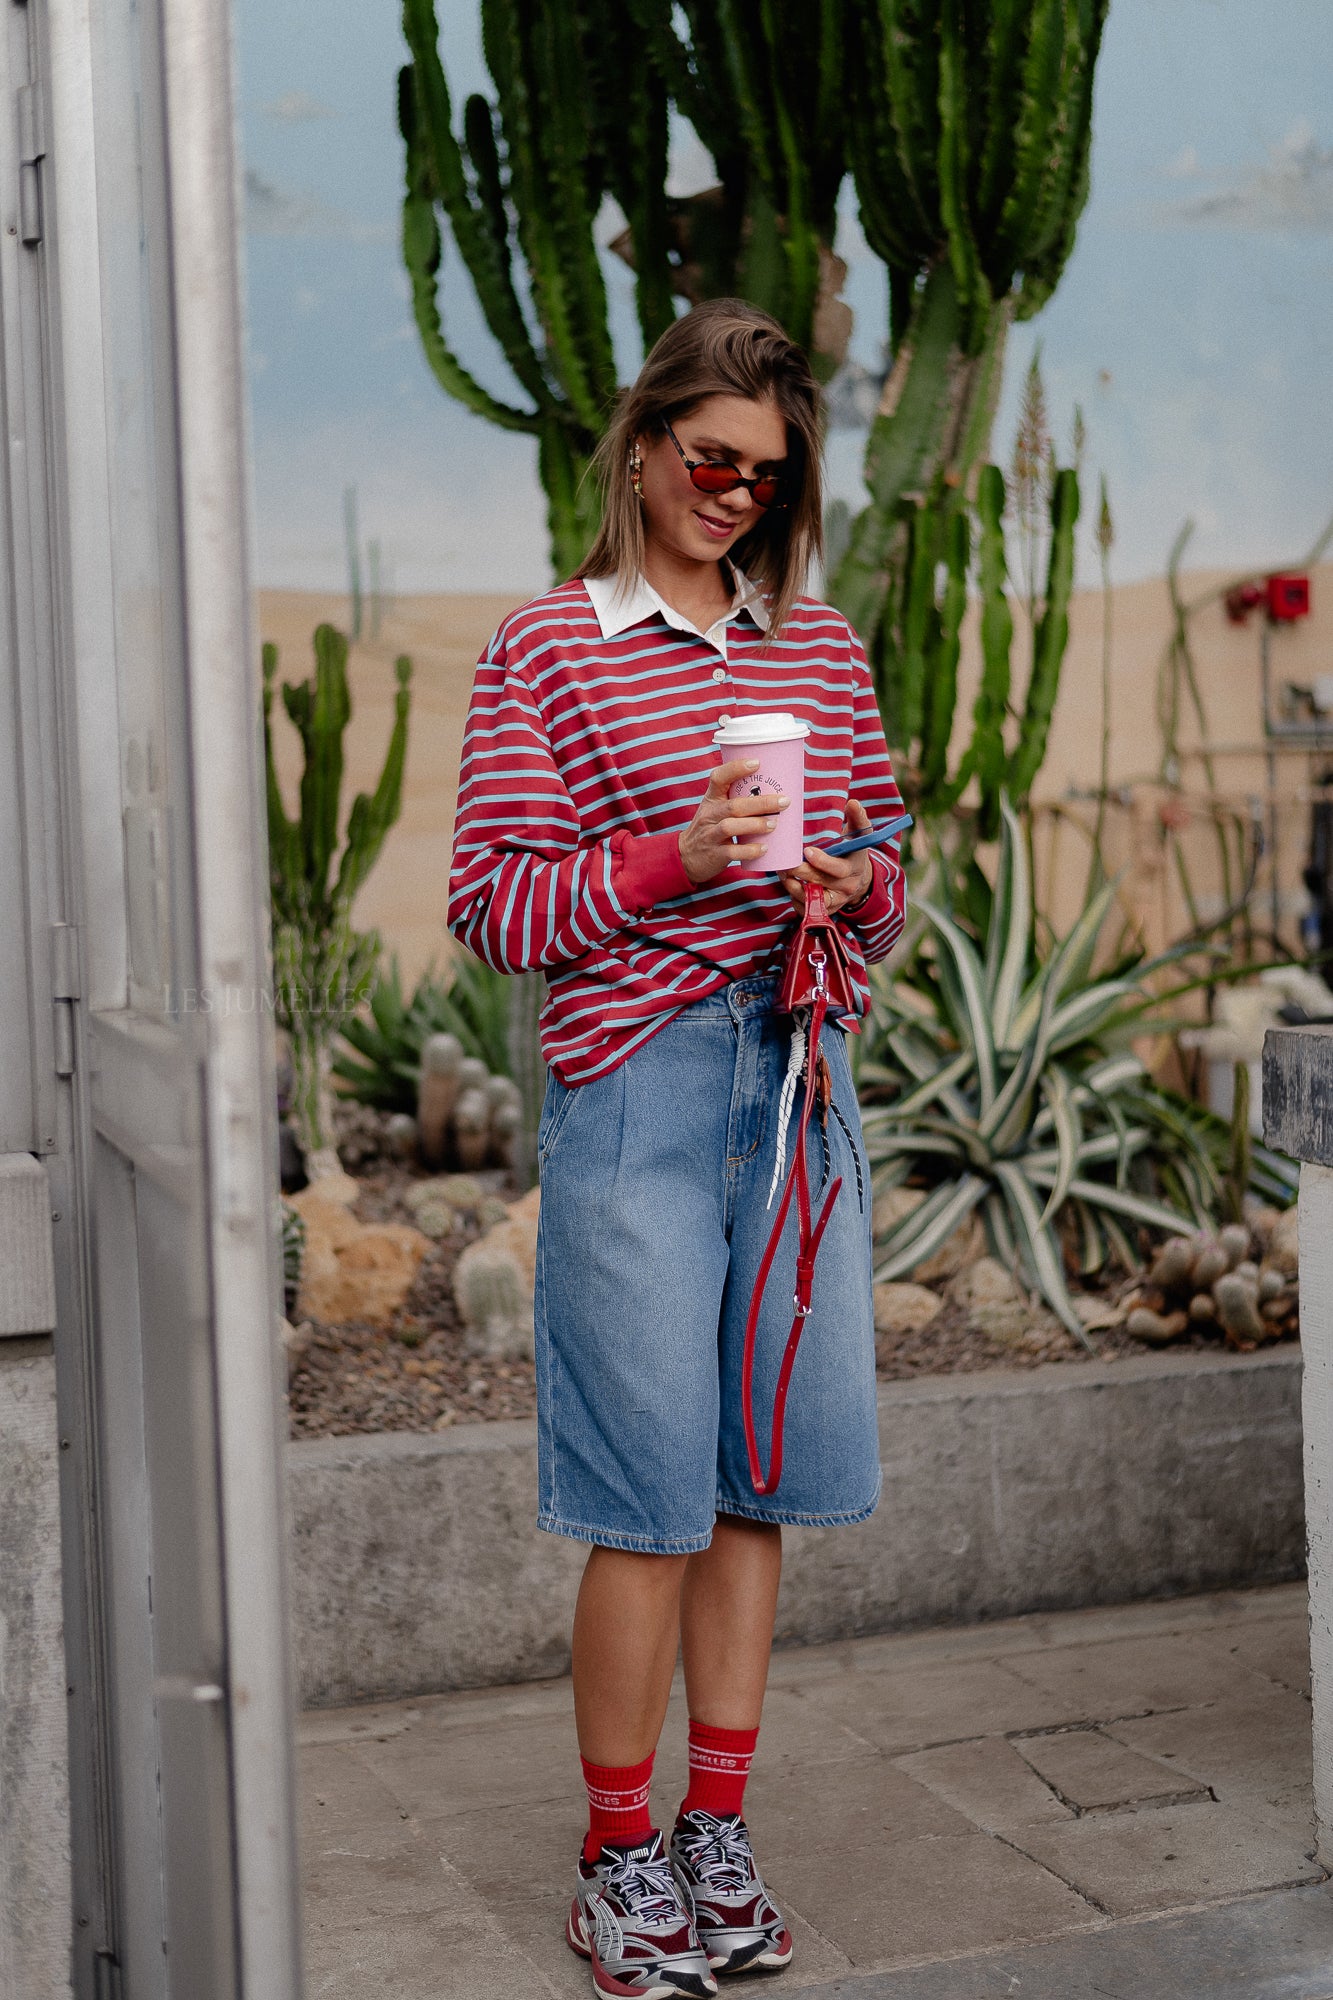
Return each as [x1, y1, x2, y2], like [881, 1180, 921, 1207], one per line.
[669, 1810, 793, 1976]
[567, 1830, 718, 1999]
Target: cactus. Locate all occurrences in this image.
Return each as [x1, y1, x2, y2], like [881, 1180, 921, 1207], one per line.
[1125, 1217, 1297, 1349]
[876, 450, 1079, 832]
[263, 624, 412, 1165]
[280, 1199, 306, 1319]
[397, 0, 853, 578]
[831, 0, 1107, 660]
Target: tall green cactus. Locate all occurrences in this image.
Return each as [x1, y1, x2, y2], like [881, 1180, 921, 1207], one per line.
[264, 624, 413, 1168]
[887, 456, 1080, 833]
[831, 0, 1107, 658]
[399, 0, 855, 581]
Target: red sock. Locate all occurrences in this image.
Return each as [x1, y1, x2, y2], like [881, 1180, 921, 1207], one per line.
[681, 1720, 759, 1821]
[581, 1751, 655, 1863]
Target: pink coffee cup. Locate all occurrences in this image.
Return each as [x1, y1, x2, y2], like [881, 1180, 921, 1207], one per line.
[712, 711, 810, 873]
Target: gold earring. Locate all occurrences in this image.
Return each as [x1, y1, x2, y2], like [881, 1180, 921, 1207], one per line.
[630, 442, 643, 499]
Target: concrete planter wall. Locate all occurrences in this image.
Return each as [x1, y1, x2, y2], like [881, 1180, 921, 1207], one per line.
[288, 1346, 1304, 1709]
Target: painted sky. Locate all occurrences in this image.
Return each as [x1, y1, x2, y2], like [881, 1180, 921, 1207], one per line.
[236, 0, 1333, 596]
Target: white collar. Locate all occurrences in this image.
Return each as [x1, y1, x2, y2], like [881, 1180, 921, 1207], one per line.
[583, 564, 770, 657]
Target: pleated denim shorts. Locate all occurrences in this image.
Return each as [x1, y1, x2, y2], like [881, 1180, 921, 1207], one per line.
[533, 975, 882, 1554]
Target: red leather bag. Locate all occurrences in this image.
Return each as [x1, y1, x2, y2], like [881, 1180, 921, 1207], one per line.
[741, 884, 859, 1495]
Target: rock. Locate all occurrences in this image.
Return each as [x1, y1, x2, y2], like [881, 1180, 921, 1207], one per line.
[291, 1169, 360, 1210]
[915, 1215, 985, 1284]
[417, 1032, 464, 1167]
[1218, 1222, 1251, 1270]
[288, 1184, 362, 1248]
[949, 1257, 1021, 1310]
[873, 1282, 942, 1336]
[873, 1186, 923, 1234]
[509, 1184, 542, 1224]
[1269, 1206, 1299, 1278]
[1148, 1236, 1196, 1291]
[299, 1221, 432, 1328]
[1127, 1306, 1188, 1344]
[947, 1257, 1044, 1344]
[1214, 1272, 1265, 1346]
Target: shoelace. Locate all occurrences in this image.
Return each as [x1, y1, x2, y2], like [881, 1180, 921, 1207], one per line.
[604, 1849, 686, 1928]
[679, 1817, 754, 1894]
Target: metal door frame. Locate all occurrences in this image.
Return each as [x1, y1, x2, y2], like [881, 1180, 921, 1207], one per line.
[6, 0, 304, 1988]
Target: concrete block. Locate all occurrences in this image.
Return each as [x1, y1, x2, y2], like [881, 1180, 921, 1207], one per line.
[1264, 1024, 1333, 1167]
[893, 1737, 1074, 1833]
[288, 1349, 1306, 1708]
[1013, 1727, 1203, 1812]
[1011, 1796, 1322, 1916]
[0, 1154, 56, 1335]
[0, 1342, 71, 1999]
[1298, 1160, 1333, 1864]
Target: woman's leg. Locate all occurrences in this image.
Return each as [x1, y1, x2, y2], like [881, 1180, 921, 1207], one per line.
[572, 1546, 690, 1764]
[680, 1517, 782, 1726]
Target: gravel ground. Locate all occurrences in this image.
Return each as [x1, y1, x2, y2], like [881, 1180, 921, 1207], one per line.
[287, 1159, 1296, 1439]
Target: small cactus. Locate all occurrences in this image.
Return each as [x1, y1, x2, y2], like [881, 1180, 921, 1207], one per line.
[1124, 1216, 1297, 1350]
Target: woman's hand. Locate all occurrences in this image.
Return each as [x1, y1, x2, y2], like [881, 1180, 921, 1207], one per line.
[779, 798, 876, 916]
[678, 758, 790, 885]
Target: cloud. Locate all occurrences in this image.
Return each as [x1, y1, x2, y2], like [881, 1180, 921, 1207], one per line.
[1165, 122, 1333, 230]
[244, 168, 392, 243]
[1164, 143, 1201, 180]
[261, 89, 336, 123]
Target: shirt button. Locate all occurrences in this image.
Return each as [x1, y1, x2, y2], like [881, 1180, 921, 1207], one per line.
[711, 666, 726, 682]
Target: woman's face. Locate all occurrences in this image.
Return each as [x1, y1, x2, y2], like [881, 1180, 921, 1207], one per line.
[637, 393, 790, 569]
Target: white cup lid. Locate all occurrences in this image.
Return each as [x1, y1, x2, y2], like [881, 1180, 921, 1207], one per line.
[711, 710, 810, 745]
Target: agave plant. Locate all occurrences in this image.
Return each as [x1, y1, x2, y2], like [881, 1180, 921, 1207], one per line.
[860, 801, 1297, 1342]
[334, 951, 514, 1112]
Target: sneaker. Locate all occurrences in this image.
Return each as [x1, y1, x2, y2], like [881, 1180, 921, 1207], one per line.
[566, 1830, 719, 1999]
[669, 1810, 793, 1976]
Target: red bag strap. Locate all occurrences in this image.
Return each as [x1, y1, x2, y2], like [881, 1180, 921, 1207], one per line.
[741, 886, 851, 1495]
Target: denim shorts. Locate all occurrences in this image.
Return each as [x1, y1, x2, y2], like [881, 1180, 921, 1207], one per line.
[533, 976, 882, 1553]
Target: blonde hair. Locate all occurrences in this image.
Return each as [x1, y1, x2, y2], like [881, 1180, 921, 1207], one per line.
[576, 300, 823, 637]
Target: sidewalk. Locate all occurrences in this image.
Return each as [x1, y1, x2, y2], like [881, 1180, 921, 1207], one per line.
[297, 1582, 1331, 1998]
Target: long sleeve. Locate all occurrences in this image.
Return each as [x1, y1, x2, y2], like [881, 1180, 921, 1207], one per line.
[447, 637, 694, 974]
[838, 629, 907, 965]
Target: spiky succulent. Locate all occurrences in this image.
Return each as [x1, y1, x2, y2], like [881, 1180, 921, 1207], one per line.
[859, 800, 1297, 1341]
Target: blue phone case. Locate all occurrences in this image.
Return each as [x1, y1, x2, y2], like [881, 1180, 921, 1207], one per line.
[826, 813, 914, 858]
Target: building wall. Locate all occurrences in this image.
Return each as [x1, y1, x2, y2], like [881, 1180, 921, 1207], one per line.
[0, 1337, 72, 1998]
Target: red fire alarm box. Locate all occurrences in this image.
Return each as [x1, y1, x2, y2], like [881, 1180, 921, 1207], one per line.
[1267, 572, 1310, 622]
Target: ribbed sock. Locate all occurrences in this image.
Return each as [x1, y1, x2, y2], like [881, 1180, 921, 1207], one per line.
[681, 1719, 759, 1821]
[581, 1751, 655, 1863]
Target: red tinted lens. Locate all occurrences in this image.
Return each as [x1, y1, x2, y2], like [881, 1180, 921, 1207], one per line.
[690, 462, 741, 495]
[751, 476, 784, 508]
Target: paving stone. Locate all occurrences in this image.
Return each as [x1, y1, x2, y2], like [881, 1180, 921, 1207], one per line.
[298, 1742, 415, 1843]
[303, 1902, 548, 2000]
[764, 1830, 1096, 1965]
[1011, 1798, 1323, 1917]
[302, 1826, 454, 1930]
[350, 1708, 580, 1819]
[894, 1737, 1075, 1833]
[1014, 1727, 1205, 1812]
[775, 1882, 1333, 1999]
[1209, 1614, 1312, 1698]
[798, 1657, 1094, 1755]
[745, 1746, 973, 1857]
[1108, 1688, 1315, 1807]
[1001, 1630, 1280, 1717]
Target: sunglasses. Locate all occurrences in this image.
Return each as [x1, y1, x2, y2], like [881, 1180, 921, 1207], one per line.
[661, 416, 788, 510]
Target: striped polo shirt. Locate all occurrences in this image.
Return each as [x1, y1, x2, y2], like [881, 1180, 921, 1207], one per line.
[447, 573, 907, 1084]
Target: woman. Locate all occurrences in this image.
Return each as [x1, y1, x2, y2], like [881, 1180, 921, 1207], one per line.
[448, 299, 906, 2000]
